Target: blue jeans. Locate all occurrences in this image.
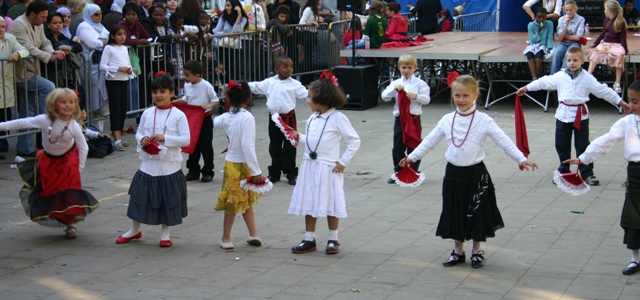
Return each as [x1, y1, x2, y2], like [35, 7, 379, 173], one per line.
[346, 39, 366, 65]
[16, 75, 55, 154]
[551, 41, 580, 74]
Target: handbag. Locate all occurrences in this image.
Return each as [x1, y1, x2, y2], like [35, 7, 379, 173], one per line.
[150, 44, 164, 62]
[128, 47, 142, 76]
[218, 36, 239, 48]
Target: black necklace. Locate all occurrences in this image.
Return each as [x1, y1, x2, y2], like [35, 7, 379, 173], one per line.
[306, 113, 332, 160]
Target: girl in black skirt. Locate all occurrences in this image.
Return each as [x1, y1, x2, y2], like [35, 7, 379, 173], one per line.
[399, 75, 538, 268]
[564, 79, 640, 276]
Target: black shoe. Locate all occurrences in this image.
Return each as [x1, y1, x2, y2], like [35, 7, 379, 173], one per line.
[267, 175, 280, 183]
[388, 178, 396, 184]
[185, 173, 199, 181]
[442, 250, 465, 267]
[17, 151, 36, 157]
[292, 239, 316, 254]
[326, 240, 340, 254]
[287, 177, 297, 185]
[201, 174, 213, 182]
[470, 250, 485, 268]
[623, 261, 639, 275]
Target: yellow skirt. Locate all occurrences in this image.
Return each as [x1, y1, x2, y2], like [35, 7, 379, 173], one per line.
[215, 161, 261, 214]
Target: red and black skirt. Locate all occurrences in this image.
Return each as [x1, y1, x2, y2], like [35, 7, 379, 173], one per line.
[17, 146, 99, 227]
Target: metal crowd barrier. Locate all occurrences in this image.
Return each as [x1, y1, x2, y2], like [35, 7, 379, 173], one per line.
[454, 11, 496, 32]
[401, 12, 418, 35]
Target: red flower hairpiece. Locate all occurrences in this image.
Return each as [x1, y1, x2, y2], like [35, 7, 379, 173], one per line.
[319, 70, 339, 86]
[70, 89, 80, 97]
[579, 37, 587, 46]
[154, 71, 166, 78]
[447, 71, 460, 88]
[226, 80, 242, 92]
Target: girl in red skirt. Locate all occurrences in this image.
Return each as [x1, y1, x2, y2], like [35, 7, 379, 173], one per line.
[0, 88, 98, 239]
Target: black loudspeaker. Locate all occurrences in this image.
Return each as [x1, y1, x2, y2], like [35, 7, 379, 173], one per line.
[337, 0, 366, 11]
[333, 65, 379, 110]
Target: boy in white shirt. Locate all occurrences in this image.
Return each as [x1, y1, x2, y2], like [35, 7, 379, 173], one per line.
[173, 60, 219, 183]
[381, 53, 431, 184]
[517, 47, 631, 185]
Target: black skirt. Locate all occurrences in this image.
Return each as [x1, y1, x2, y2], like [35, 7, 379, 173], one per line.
[436, 162, 504, 242]
[622, 162, 640, 249]
[127, 170, 188, 226]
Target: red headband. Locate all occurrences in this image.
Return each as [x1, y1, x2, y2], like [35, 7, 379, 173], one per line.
[447, 71, 460, 88]
[319, 70, 339, 86]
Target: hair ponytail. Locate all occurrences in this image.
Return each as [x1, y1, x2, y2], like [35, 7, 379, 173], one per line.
[606, 0, 627, 33]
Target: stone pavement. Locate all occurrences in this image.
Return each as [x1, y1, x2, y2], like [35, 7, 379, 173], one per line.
[1, 94, 640, 300]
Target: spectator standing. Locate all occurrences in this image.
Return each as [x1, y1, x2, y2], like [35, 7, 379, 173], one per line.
[102, 0, 124, 32]
[67, 0, 86, 36]
[408, 0, 441, 35]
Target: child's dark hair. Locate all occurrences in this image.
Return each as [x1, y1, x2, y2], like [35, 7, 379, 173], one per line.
[351, 16, 363, 32]
[271, 5, 290, 21]
[170, 12, 184, 23]
[534, 7, 547, 16]
[184, 60, 203, 76]
[387, 2, 401, 14]
[151, 74, 175, 91]
[122, 2, 141, 16]
[197, 10, 209, 19]
[226, 80, 252, 113]
[274, 55, 292, 68]
[629, 79, 640, 93]
[308, 78, 347, 108]
[108, 24, 126, 44]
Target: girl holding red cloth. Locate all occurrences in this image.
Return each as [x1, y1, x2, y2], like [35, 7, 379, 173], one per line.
[0, 88, 98, 239]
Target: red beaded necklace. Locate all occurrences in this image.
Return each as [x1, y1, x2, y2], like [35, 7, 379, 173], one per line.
[451, 109, 476, 148]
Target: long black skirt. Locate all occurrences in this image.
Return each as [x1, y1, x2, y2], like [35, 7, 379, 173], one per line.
[622, 162, 640, 249]
[436, 162, 504, 242]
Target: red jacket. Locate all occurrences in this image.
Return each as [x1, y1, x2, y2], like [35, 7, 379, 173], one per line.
[385, 12, 409, 38]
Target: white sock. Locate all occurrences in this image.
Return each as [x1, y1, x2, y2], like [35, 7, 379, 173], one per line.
[123, 221, 141, 238]
[328, 230, 338, 241]
[304, 231, 315, 241]
[631, 249, 639, 263]
[160, 225, 171, 241]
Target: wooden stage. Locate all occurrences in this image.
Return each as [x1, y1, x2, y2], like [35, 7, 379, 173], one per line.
[339, 31, 640, 111]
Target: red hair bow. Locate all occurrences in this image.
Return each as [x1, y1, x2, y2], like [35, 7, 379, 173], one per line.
[70, 89, 80, 97]
[319, 70, 339, 86]
[154, 71, 166, 78]
[447, 71, 460, 88]
[226, 80, 242, 92]
[579, 37, 587, 46]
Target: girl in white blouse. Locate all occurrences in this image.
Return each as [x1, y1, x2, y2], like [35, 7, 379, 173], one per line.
[400, 75, 538, 269]
[289, 72, 361, 255]
[0, 88, 98, 239]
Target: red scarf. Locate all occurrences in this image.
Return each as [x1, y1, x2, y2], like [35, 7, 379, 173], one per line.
[514, 95, 530, 170]
[561, 102, 587, 130]
[173, 102, 211, 154]
[398, 91, 422, 149]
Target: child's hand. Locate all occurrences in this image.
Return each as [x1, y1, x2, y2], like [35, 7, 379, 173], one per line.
[118, 66, 131, 73]
[395, 85, 404, 92]
[253, 174, 267, 184]
[333, 162, 345, 173]
[516, 86, 528, 96]
[141, 136, 152, 146]
[562, 158, 581, 165]
[406, 92, 417, 100]
[291, 130, 300, 144]
[520, 160, 539, 171]
[149, 134, 165, 142]
[399, 157, 413, 168]
[620, 101, 631, 114]
[138, 39, 150, 46]
[98, 133, 111, 138]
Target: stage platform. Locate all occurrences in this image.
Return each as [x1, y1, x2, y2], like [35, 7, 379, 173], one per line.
[340, 31, 640, 112]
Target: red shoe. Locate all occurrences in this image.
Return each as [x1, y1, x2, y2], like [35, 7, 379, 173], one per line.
[159, 239, 172, 247]
[116, 231, 142, 244]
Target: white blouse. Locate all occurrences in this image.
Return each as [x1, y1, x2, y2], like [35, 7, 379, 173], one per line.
[99, 44, 133, 81]
[381, 75, 431, 117]
[248, 75, 308, 114]
[408, 105, 527, 167]
[0, 114, 89, 169]
[136, 106, 190, 176]
[298, 108, 361, 167]
[213, 109, 262, 176]
[579, 114, 640, 164]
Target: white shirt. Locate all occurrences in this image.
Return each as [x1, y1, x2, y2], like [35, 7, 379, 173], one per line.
[213, 109, 262, 175]
[0, 114, 89, 169]
[99, 44, 134, 81]
[299, 7, 319, 32]
[526, 70, 622, 123]
[523, 0, 563, 16]
[76, 22, 110, 53]
[248, 75, 308, 114]
[381, 75, 431, 116]
[183, 80, 219, 112]
[579, 114, 640, 164]
[298, 108, 361, 167]
[136, 106, 190, 176]
[408, 105, 527, 167]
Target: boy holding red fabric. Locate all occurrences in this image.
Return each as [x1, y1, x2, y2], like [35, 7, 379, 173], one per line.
[381, 53, 431, 184]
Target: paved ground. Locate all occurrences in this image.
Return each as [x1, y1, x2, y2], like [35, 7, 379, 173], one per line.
[1, 93, 640, 300]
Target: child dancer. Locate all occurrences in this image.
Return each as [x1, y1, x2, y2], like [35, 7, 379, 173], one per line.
[248, 56, 307, 185]
[587, 0, 628, 93]
[517, 47, 631, 186]
[0, 88, 98, 239]
[524, 8, 554, 80]
[173, 60, 219, 183]
[564, 79, 640, 276]
[289, 72, 361, 255]
[400, 75, 538, 268]
[381, 53, 430, 184]
[99, 24, 134, 151]
[213, 80, 266, 251]
[116, 74, 190, 247]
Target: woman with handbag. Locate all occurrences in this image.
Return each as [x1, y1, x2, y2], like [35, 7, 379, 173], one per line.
[213, 0, 248, 83]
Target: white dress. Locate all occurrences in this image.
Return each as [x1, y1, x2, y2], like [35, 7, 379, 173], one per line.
[288, 109, 360, 218]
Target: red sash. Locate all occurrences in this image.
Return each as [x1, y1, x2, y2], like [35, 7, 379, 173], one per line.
[561, 102, 587, 130]
[279, 110, 297, 131]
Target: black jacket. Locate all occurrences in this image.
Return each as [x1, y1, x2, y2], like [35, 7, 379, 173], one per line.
[410, 0, 442, 34]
